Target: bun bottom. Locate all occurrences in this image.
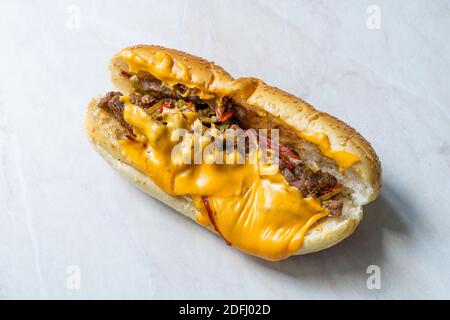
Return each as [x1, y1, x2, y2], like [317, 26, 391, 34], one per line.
[85, 98, 363, 256]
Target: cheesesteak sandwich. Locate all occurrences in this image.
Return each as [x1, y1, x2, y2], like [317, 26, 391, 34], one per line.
[85, 45, 381, 261]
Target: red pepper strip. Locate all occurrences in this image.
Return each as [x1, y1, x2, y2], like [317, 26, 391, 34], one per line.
[158, 100, 173, 112]
[278, 144, 299, 160]
[121, 71, 132, 79]
[246, 130, 298, 169]
[218, 111, 234, 122]
[185, 102, 195, 111]
[283, 160, 295, 170]
[125, 133, 136, 141]
[202, 197, 231, 245]
[277, 146, 297, 170]
[215, 107, 234, 122]
[320, 183, 343, 196]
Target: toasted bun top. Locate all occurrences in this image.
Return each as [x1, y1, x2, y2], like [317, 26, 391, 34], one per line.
[109, 45, 381, 205]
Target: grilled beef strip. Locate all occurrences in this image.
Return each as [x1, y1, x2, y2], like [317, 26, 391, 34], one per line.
[98, 91, 163, 133]
[129, 92, 159, 108]
[132, 71, 203, 103]
[286, 164, 337, 198]
[322, 199, 343, 217]
[97, 91, 130, 132]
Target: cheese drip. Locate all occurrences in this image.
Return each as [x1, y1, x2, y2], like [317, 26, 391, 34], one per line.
[300, 132, 359, 171]
[118, 99, 328, 260]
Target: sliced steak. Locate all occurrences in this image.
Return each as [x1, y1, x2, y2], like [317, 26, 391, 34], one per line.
[322, 199, 343, 217]
[135, 72, 203, 103]
[293, 165, 305, 177]
[97, 91, 133, 132]
[314, 170, 338, 193]
[282, 162, 338, 198]
[130, 92, 159, 108]
[138, 76, 173, 97]
[98, 91, 164, 129]
[281, 168, 296, 183]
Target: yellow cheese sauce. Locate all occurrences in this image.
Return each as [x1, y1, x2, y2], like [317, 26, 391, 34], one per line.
[117, 99, 329, 260]
[300, 132, 360, 171]
[121, 50, 218, 100]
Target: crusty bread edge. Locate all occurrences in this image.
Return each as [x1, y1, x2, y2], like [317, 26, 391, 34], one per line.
[85, 98, 363, 256]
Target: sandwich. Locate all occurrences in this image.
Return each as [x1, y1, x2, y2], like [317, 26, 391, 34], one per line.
[85, 45, 381, 261]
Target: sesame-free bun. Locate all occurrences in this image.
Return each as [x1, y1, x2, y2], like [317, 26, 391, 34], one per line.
[85, 45, 381, 257]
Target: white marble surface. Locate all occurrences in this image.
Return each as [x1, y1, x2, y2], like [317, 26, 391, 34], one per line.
[1, 0, 449, 299]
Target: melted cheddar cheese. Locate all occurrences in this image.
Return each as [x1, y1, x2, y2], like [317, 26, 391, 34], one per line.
[122, 50, 218, 100]
[300, 132, 360, 171]
[118, 99, 329, 260]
